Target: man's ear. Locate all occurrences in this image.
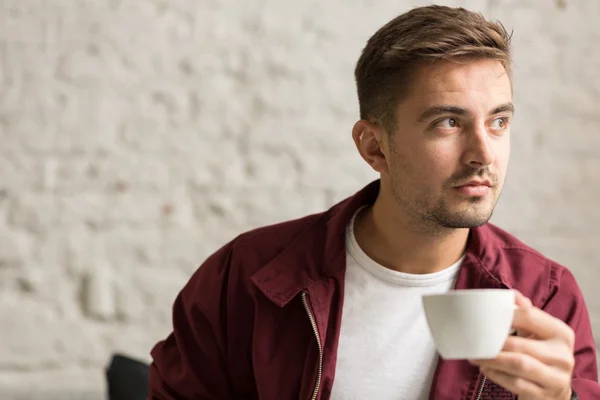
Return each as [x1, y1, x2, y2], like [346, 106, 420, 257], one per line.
[352, 120, 389, 173]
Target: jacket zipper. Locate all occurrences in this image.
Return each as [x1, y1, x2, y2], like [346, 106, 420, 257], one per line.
[302, 291, 323, 400]
[474, 375, 486, 400]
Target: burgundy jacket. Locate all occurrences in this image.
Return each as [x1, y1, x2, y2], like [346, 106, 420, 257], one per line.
[149, 181, 599, 399]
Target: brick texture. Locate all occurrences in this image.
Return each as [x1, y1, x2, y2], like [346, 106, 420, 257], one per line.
[0, 0, 599, 397]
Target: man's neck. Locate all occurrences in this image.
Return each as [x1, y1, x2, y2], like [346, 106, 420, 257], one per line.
[353, 195, 469, 275]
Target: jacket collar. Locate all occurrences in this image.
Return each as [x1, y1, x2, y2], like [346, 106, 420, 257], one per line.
[251, 180, 511, 307]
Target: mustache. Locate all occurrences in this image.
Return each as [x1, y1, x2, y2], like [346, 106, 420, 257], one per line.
[447, 167, 498, 187]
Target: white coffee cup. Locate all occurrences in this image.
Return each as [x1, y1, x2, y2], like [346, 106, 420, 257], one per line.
[422, 289, 516, 360]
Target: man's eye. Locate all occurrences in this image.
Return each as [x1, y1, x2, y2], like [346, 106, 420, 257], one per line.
[490, 117, 509, 129]
[435, 118, 458, 128]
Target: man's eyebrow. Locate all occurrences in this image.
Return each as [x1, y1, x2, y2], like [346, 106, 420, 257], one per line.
[416, 102, 515, 123]
[490, 102, 515, 115]
[416, 105, 469, 123]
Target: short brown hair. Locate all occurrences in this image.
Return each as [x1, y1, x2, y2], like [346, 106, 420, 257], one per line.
[355, 5, 512, 132]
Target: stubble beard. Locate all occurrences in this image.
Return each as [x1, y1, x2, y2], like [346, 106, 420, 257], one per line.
[391, 183, 500, 235]
[388, 161, 502, 235]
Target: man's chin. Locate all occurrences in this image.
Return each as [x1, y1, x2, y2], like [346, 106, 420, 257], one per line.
[431, 203, 495, 229]
[439, 210, 494, 229]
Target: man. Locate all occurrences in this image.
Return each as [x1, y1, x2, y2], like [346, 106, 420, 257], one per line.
[149, 5, 599, 400]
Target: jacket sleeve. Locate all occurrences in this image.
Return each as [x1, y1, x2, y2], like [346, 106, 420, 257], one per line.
[147, 243, 238, 399]
[542, 266, 599, 399]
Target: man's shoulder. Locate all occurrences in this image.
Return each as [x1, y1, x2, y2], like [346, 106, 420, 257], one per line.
[211, 209, 330, 279]
[479, 223, 576, 300]
[481, 223, 549, 261]
[186, 210, 329, 294]
[233, 211, 326, 252]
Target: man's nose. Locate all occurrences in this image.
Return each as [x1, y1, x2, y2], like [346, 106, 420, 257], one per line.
[462, 124, 495, 167]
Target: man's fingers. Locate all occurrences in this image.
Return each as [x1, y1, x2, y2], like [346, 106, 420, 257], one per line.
[477, 351, 570, 390]
[502, 336, 575, 372]
[512, 305, 574, 344]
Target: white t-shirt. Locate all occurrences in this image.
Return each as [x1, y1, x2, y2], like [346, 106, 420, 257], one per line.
[329, 210, 464, 400]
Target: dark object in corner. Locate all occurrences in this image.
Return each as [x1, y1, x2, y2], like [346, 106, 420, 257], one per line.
[106, 353, 149, 400]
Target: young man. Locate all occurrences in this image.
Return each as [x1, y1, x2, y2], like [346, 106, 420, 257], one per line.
[148, 5, 599, 400]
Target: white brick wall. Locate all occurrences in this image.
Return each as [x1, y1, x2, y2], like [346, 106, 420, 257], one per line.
[1, 0, 598, 397]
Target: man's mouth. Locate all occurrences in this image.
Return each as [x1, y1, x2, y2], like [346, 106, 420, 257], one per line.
[453, 179, 493, 196]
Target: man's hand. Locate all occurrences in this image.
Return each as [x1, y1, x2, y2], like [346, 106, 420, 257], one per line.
[469, 291, 575, 400]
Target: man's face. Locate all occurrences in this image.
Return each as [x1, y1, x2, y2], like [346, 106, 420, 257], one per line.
[382, 58, 512, 230]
